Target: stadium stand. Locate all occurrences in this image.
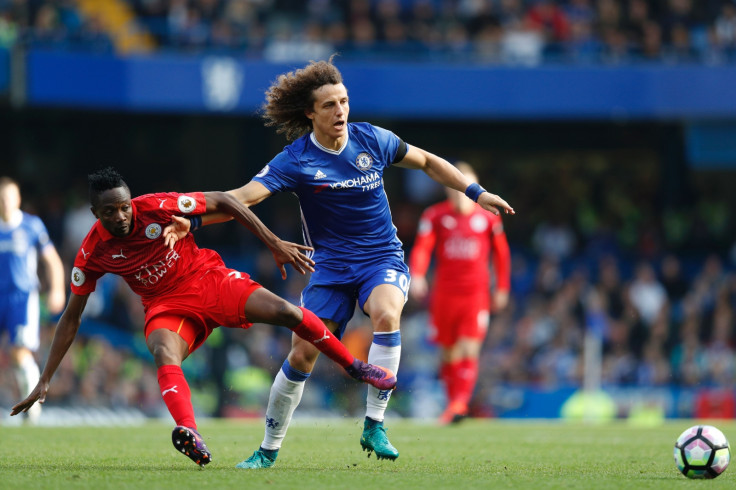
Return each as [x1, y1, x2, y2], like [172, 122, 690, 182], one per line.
[0, 0, 731, 63]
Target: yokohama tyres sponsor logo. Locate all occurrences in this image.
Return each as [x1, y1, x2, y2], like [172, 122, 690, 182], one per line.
[330, 171, 381, 191]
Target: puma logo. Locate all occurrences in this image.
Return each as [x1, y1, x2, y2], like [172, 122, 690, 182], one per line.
[81, 248, 90, 260]
[313, 330, 331, 344]
[112, 249, 127, 260]
[162, 386, 178, 396]
[158, 198, 167, 208]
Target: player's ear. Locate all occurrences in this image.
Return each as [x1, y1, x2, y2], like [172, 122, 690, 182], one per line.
[90, 206, 99, 219]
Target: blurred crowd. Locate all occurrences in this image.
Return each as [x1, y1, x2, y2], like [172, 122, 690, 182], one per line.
[3, 0, 736, 64]
[0, 167, 735, 420]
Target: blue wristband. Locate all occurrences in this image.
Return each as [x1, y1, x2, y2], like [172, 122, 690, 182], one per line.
[464, 183, 486, 202]
[187, 215, 202, 231]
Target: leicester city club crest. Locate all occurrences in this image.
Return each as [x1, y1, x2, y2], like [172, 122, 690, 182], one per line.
[356, 152, 373, 171]
[145, 223, 162, 240]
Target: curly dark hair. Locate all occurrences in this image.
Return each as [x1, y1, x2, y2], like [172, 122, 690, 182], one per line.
[261, 55, 343, 141]
[88, 167, 129, 205]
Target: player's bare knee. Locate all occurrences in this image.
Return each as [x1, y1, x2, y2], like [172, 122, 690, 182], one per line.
[149, 342, 182, 367]
[288, 344, 319, 369]
[371, 310, 401, 333]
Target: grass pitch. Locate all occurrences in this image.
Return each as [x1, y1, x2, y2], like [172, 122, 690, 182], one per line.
[3, 419, 735, 489]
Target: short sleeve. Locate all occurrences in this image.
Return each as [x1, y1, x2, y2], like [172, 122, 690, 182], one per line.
[253, 149, 300, 193]
[369, 125, 403, 167]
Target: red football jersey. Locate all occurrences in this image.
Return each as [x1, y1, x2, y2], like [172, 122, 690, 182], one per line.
[409, 200, 511, 295]
[70, 192, 223, 309]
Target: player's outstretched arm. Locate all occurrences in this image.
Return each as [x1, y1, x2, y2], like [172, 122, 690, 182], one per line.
[203, 191, 315, 279]
[10, 293, 89, 416]
[395, 146, 515, 215]
[162, 181, 275, 249]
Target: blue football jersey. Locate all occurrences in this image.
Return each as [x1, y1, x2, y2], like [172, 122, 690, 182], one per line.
[0, 211, 53, 293]
[254, 122, 405, 266]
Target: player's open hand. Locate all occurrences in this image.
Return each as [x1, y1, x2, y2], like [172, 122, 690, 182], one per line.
[477, 192, 515, 216]
[270, 240, 315, 279]
[10, 380, 49, 416]
[163, 215, 191, 250]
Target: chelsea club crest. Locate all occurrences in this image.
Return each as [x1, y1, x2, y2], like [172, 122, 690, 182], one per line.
[356, 152, 373, 171]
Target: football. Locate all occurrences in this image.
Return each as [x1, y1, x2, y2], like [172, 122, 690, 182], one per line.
[673, 425, 731, 479]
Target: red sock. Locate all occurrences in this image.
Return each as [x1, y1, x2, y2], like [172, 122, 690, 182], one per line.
[453, 358, 479, 409]
[439, 362, 453, 401]
[291, 307, 355, 368]
[445, 360, 463, 404]
[157, 365, 196, 429]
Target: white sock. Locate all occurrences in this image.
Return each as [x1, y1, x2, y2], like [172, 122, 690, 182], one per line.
[365, 331, 401, 422]
[15, 354, 42, 423]
[261, 367, 306, 451]
[14, 354, 40, 398]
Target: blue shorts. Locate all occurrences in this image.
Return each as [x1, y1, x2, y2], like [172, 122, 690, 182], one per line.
[0, 289, 40, 351]
[301, 256, 410, 338]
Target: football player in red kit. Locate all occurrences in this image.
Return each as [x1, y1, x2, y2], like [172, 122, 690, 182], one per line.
[409, 162, 511, 424]
[11, 167, 395, 467]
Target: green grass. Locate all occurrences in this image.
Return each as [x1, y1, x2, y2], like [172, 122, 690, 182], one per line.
[2, 419, 735, 489]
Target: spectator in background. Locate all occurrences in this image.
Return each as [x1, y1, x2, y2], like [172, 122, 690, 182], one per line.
[625, 0, 652, 47]
[712, 1, 736, 58]
[525, 0, 570, 51]
[0, 177, 66, 424]
[660, 254, 688, 311]
[408, 162, 511, 424]
[531, 210, 577, 261]
[627, 261, 667, 327]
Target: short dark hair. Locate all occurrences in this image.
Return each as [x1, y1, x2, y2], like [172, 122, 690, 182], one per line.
[88, 167, 129, 205]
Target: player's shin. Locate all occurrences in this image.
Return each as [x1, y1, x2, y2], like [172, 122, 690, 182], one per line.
[291, 307, 396, 390]
[261, 362, 308, 451]
[14, 354, 40, 400]
[366, 331, 401, 421]
[158, 365, 197, 429]
[291, 307, 354, 367]
[14, 355, 42, 423]
[454, 358, 479, 409]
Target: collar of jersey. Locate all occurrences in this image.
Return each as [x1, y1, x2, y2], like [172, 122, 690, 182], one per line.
[310, 131, 348, 155]
[94, 200, 138, 241]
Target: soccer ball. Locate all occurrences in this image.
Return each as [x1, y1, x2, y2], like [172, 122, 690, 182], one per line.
[673, 425, 730, 479]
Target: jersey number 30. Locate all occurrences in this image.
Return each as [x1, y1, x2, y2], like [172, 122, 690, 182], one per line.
[385, 269, 410, 293]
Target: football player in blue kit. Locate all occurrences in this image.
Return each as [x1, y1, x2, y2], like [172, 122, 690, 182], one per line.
[174, 56, 514, 467]
[0, 177, 65, 424]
